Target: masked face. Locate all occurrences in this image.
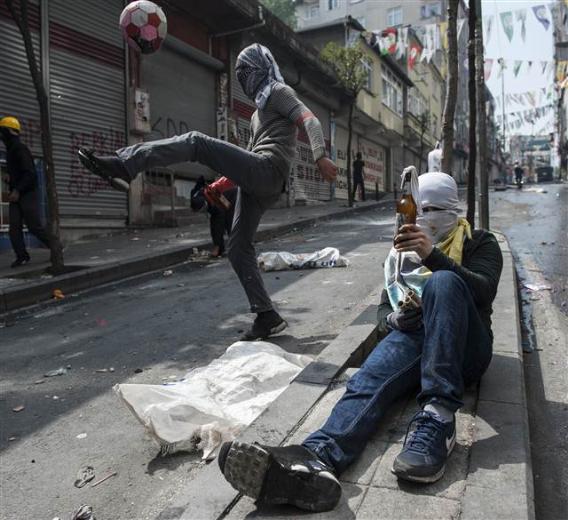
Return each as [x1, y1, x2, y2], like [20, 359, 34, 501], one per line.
[0, 127, 10, 145]
[417, 209, 458, 243]
[235, 62, 267, 99]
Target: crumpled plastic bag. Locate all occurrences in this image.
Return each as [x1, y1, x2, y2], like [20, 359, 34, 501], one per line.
[258, 247, 349, 271]
[114, 341, 311, 460]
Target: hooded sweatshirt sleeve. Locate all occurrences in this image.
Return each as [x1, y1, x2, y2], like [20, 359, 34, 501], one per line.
[11, 142, 37, 194]
[270, 84, 327, 162]
[422, 231, 503, 307]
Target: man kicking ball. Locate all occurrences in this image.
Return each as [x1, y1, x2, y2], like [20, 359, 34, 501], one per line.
[78, 44, 337, 340]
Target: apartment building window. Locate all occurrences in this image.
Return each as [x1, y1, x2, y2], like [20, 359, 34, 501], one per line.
[382, 68, 403, 116]
[361, 58, 373, 92]
[421, 2, 442, 19]
[306, 5, 320, 19]
[328, 0, 339, 10]
[387, 6, 403, 26]
[408, 88, 427, 118]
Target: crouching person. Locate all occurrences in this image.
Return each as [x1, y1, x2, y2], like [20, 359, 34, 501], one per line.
[217, 172, 503, 512]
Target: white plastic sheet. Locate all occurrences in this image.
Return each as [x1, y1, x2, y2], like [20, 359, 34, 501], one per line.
[258, 247, 349, 272]
[114, 342, 311, 459]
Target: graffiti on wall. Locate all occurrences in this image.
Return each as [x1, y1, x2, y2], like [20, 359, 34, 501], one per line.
[151, 116, 190, 139]
[69, 128, 125, 197]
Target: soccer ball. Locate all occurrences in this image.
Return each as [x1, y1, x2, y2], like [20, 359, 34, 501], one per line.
[119, 1, 167, 54]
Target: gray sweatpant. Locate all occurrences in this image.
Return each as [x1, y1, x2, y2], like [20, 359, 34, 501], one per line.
[117, 131, 284, 313]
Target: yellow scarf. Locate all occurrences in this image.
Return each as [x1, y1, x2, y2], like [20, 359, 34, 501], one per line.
[437, 218, 472, 264]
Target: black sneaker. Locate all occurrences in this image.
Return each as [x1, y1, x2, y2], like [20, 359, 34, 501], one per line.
[240, 311, 287, 341]
[11, 254, 30, 268]
[218, 441, 341, 512]
[78, 148, 131, 192]
[392, 410, 456, 483]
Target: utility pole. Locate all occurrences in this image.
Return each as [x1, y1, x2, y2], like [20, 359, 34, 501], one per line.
[466, 0, 477, 227]
[475, 0, 489, 229]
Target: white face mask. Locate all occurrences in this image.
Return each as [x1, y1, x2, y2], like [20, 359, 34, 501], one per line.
[417, 210, 458, 243]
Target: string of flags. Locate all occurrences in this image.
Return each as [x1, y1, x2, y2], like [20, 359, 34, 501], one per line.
[494, 87, 554, 108]
[495, 104, 554, 131]
[365, 19, 466, 70]
[483, 58, 555, 80]
[484, 4, 552, 45]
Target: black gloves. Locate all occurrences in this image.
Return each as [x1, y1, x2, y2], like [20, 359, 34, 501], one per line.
[386, 306, 423, 332]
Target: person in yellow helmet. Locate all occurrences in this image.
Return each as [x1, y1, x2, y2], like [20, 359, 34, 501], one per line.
[0, 116, 51, 267]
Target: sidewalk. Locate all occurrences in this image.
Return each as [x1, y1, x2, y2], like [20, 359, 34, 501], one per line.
[0, 198, 389, 313]
[157, 235, 534, 520]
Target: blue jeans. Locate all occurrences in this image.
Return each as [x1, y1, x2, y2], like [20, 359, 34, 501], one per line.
[302, 271, 493, 474]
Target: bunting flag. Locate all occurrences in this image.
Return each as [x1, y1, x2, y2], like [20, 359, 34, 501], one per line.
[485, 59, 494, 81]
[483, 16, 494, 44]
[396, 27, 409, 59]
[378, 28, 398, 55]
[408, 43, 421, 70]
[514, 61, 523, 77]
[526, 92, 537, 106]
[515, 9, 527, 42]
[497, 58, 507, 78]
[527, 61, 533, 74]
[532, 5, 551, 31]
[557, 61, 568, 81]
[541, 61, 548, 75]
[500, 11, 514, 42]
[458, 19, 466, 38]
[439, 21, 448, 50]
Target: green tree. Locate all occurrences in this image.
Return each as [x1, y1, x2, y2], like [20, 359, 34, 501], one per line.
[321, 42, 368, 207]
[260, 0, 297, 29]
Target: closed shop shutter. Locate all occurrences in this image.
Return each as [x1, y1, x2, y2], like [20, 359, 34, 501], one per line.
[49, 0, 127, 224]
[142, 38, 216, 179]
[334, 124, 357, 200]
[0, 6, 42, 158]
[358, 137, 387, 193]
[292, 96, 331, 202]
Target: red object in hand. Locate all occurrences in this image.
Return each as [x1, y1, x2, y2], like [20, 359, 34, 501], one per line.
[204, 177, 235, 210]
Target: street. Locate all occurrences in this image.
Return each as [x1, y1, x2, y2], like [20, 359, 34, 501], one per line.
[1, 204, 395, 520]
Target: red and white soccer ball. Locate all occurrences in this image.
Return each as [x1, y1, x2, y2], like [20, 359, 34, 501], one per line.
[119, 0, 167, 55]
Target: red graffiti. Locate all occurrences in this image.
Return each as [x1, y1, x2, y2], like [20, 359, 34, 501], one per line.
[68, 129, 125, 197]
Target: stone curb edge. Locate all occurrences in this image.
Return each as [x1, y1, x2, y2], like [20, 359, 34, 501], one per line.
[0, 200, 390, 315]
[156, 304, 380, 520]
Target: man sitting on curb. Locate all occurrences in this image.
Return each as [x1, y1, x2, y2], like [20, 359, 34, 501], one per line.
[217, 171, 503, 512]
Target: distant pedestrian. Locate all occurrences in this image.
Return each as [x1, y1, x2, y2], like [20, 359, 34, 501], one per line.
[78, 43, 337, 340]
[352, 152, 365, 201]
[0, 116, 51, 268]
[514, 162, 523, 184]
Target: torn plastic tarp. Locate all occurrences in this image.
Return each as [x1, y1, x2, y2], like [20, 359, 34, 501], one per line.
[114, 342, 311, 459]
[258, 247, 349, 271]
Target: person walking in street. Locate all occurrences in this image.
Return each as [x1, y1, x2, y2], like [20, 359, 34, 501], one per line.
[77, 43, 337, 340]
[514, 162, 523, 186]
[217, 172, 503, 512]
[191, 176, 237, 257]
[351, 152, 365, 202]
[0, 116, 51, 268]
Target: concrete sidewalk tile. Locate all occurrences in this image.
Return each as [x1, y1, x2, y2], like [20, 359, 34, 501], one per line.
[356, 487, 460, 519]
[224, 482, 367, 520]
[479, 352, 525, 405]
[370, 441, 469, 501]
[466, 400, 531, 495]
[461, 484, 534, 520]
[341, 439, 390, 486]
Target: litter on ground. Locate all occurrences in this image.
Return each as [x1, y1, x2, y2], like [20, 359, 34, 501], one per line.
[115, 341, 311, 460]
[258, 247, 349, 271]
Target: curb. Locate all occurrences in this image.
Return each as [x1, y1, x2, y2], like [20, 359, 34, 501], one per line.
[0, 200, 391, 314]
[156, 304, 380, 520]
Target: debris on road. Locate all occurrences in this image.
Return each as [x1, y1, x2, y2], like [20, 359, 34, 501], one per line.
[45, 367, 67, 377]
[258, 247, 350, 271]
[53, 289, 65, 300]
[91, 471, 117, 488]
[71, 504, 95, 520]
[115, 342, 311, 460]
[12, 405, 25, 413]
[76, 433, 88, 440]
[134, 368, 143, 374]
[524, 283, 552, 291]
[163, 269, 173, 277]
[34, 379, 46, 385]
[8, 436, 17, 442]
[74, 466, 95, 488]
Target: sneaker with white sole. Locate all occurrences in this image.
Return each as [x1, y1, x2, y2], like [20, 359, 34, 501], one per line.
[392, 409, 456, 483]
[78, 148, 131, 192]
[218, 441, 342, 512]
[240, 311, 287, 341]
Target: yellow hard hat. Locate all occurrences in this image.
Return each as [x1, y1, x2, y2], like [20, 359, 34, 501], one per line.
[0, 116, 21, 133]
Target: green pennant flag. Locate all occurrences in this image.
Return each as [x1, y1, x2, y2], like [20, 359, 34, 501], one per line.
[514, 61, 522, 77]
[500, 12, 514, 42]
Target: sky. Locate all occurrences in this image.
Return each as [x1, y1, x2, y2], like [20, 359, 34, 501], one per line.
[481, 0, 555, 138]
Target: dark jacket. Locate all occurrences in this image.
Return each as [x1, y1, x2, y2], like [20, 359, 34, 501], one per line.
[377, 230, 504, 336]
[5, 136, 37, 195]
[353, 159, 364, 181]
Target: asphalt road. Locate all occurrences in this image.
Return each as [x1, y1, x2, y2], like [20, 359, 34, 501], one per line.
[490, 182, 568, 520]
[0, 204, 396, 520]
